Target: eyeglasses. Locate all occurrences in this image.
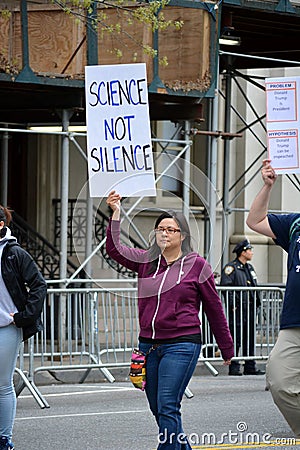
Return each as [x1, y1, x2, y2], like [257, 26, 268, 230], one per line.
[154, 227, 181, 235]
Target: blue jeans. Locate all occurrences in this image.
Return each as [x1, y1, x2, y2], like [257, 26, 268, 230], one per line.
[0, 325, 22, 439]
[139, 341, 201, 450]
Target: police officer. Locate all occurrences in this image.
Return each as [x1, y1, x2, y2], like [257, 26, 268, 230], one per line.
[220, 239, 265, 376]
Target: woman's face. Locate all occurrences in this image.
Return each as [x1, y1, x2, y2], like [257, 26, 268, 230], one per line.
[155, 218, 182, 251]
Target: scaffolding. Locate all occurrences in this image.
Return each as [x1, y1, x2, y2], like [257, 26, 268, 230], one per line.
[1, 1, 300, 277]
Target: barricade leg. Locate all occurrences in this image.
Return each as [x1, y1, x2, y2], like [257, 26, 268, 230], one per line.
[202, 360, 219, 376]
[14, 368, 50, 409]
[184, 359, 219, 399]
[79, 366, 116, 384]
[16, 338, 50, 409]
[184, 387, 194, 398]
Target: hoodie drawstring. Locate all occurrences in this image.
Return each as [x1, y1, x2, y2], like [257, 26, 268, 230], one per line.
[176, 256, 186, 284]
[153, 254, 186, 284]
[152, 254, 162, 279]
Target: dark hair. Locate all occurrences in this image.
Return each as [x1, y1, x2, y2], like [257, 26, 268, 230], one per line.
[0, 206, 12, 226]
[147, 210, 193, 274]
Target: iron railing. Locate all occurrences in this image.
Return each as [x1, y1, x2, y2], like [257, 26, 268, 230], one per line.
[11, 212, 77, 279]
[53, 199, 146, 278]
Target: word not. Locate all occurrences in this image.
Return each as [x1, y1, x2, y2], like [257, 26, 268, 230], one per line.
[90, 144, 152, 173]
[104, 115, 135, 141]
[88, 78, 147, 107]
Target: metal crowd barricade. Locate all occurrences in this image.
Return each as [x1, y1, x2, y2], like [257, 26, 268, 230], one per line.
[15, 283, 284, 408]
[202, 286, 284, 368]
[15, 284, 140, 408]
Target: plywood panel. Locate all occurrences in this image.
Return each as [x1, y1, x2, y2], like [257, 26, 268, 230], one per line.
[27, 10, 86, 75]
[0, 11, 20, 75]
[0, 3, 214, 93]
[97, 6, 154, 82]
[0, 15, 10, 55]
[0, 5, 86, 76]
[159, 8, 211, 92]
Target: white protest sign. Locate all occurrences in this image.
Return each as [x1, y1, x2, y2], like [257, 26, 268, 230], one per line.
[265, 77, 300, 174]
[85, 63, 156, 197]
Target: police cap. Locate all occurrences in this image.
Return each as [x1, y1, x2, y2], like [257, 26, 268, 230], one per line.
[232, 239, 253, 256]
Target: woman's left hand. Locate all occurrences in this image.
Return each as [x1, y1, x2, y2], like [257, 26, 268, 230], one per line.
[106, 190, 121, 211]
[106, 190, 122, 220]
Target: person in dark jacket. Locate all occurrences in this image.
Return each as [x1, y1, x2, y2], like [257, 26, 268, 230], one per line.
[106, 190, 234, 450]
[220, 239, 264, 376]
[0, 206, 47, 450]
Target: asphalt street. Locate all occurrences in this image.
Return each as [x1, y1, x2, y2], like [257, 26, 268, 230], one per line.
[13, 371, 300, 450]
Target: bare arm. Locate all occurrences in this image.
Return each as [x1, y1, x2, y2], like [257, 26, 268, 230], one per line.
[246, 159, 277, 239]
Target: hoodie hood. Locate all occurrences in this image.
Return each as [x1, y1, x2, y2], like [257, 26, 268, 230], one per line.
[0, 226, 17, 246]
[0, 226, 19, 327]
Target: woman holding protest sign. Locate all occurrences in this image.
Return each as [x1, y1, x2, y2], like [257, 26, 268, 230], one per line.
[106, 190, 233, 449]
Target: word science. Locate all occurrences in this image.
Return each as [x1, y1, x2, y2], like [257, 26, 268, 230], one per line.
[85, 64, 156, 197]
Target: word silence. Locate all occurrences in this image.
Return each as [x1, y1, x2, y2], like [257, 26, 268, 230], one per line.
[90, 144, 152, 173]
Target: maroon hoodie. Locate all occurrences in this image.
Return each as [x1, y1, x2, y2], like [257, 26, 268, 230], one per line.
[106, 219, 234, 361]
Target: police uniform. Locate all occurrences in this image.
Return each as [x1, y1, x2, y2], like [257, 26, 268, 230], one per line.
[220, 239, 263, 376]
